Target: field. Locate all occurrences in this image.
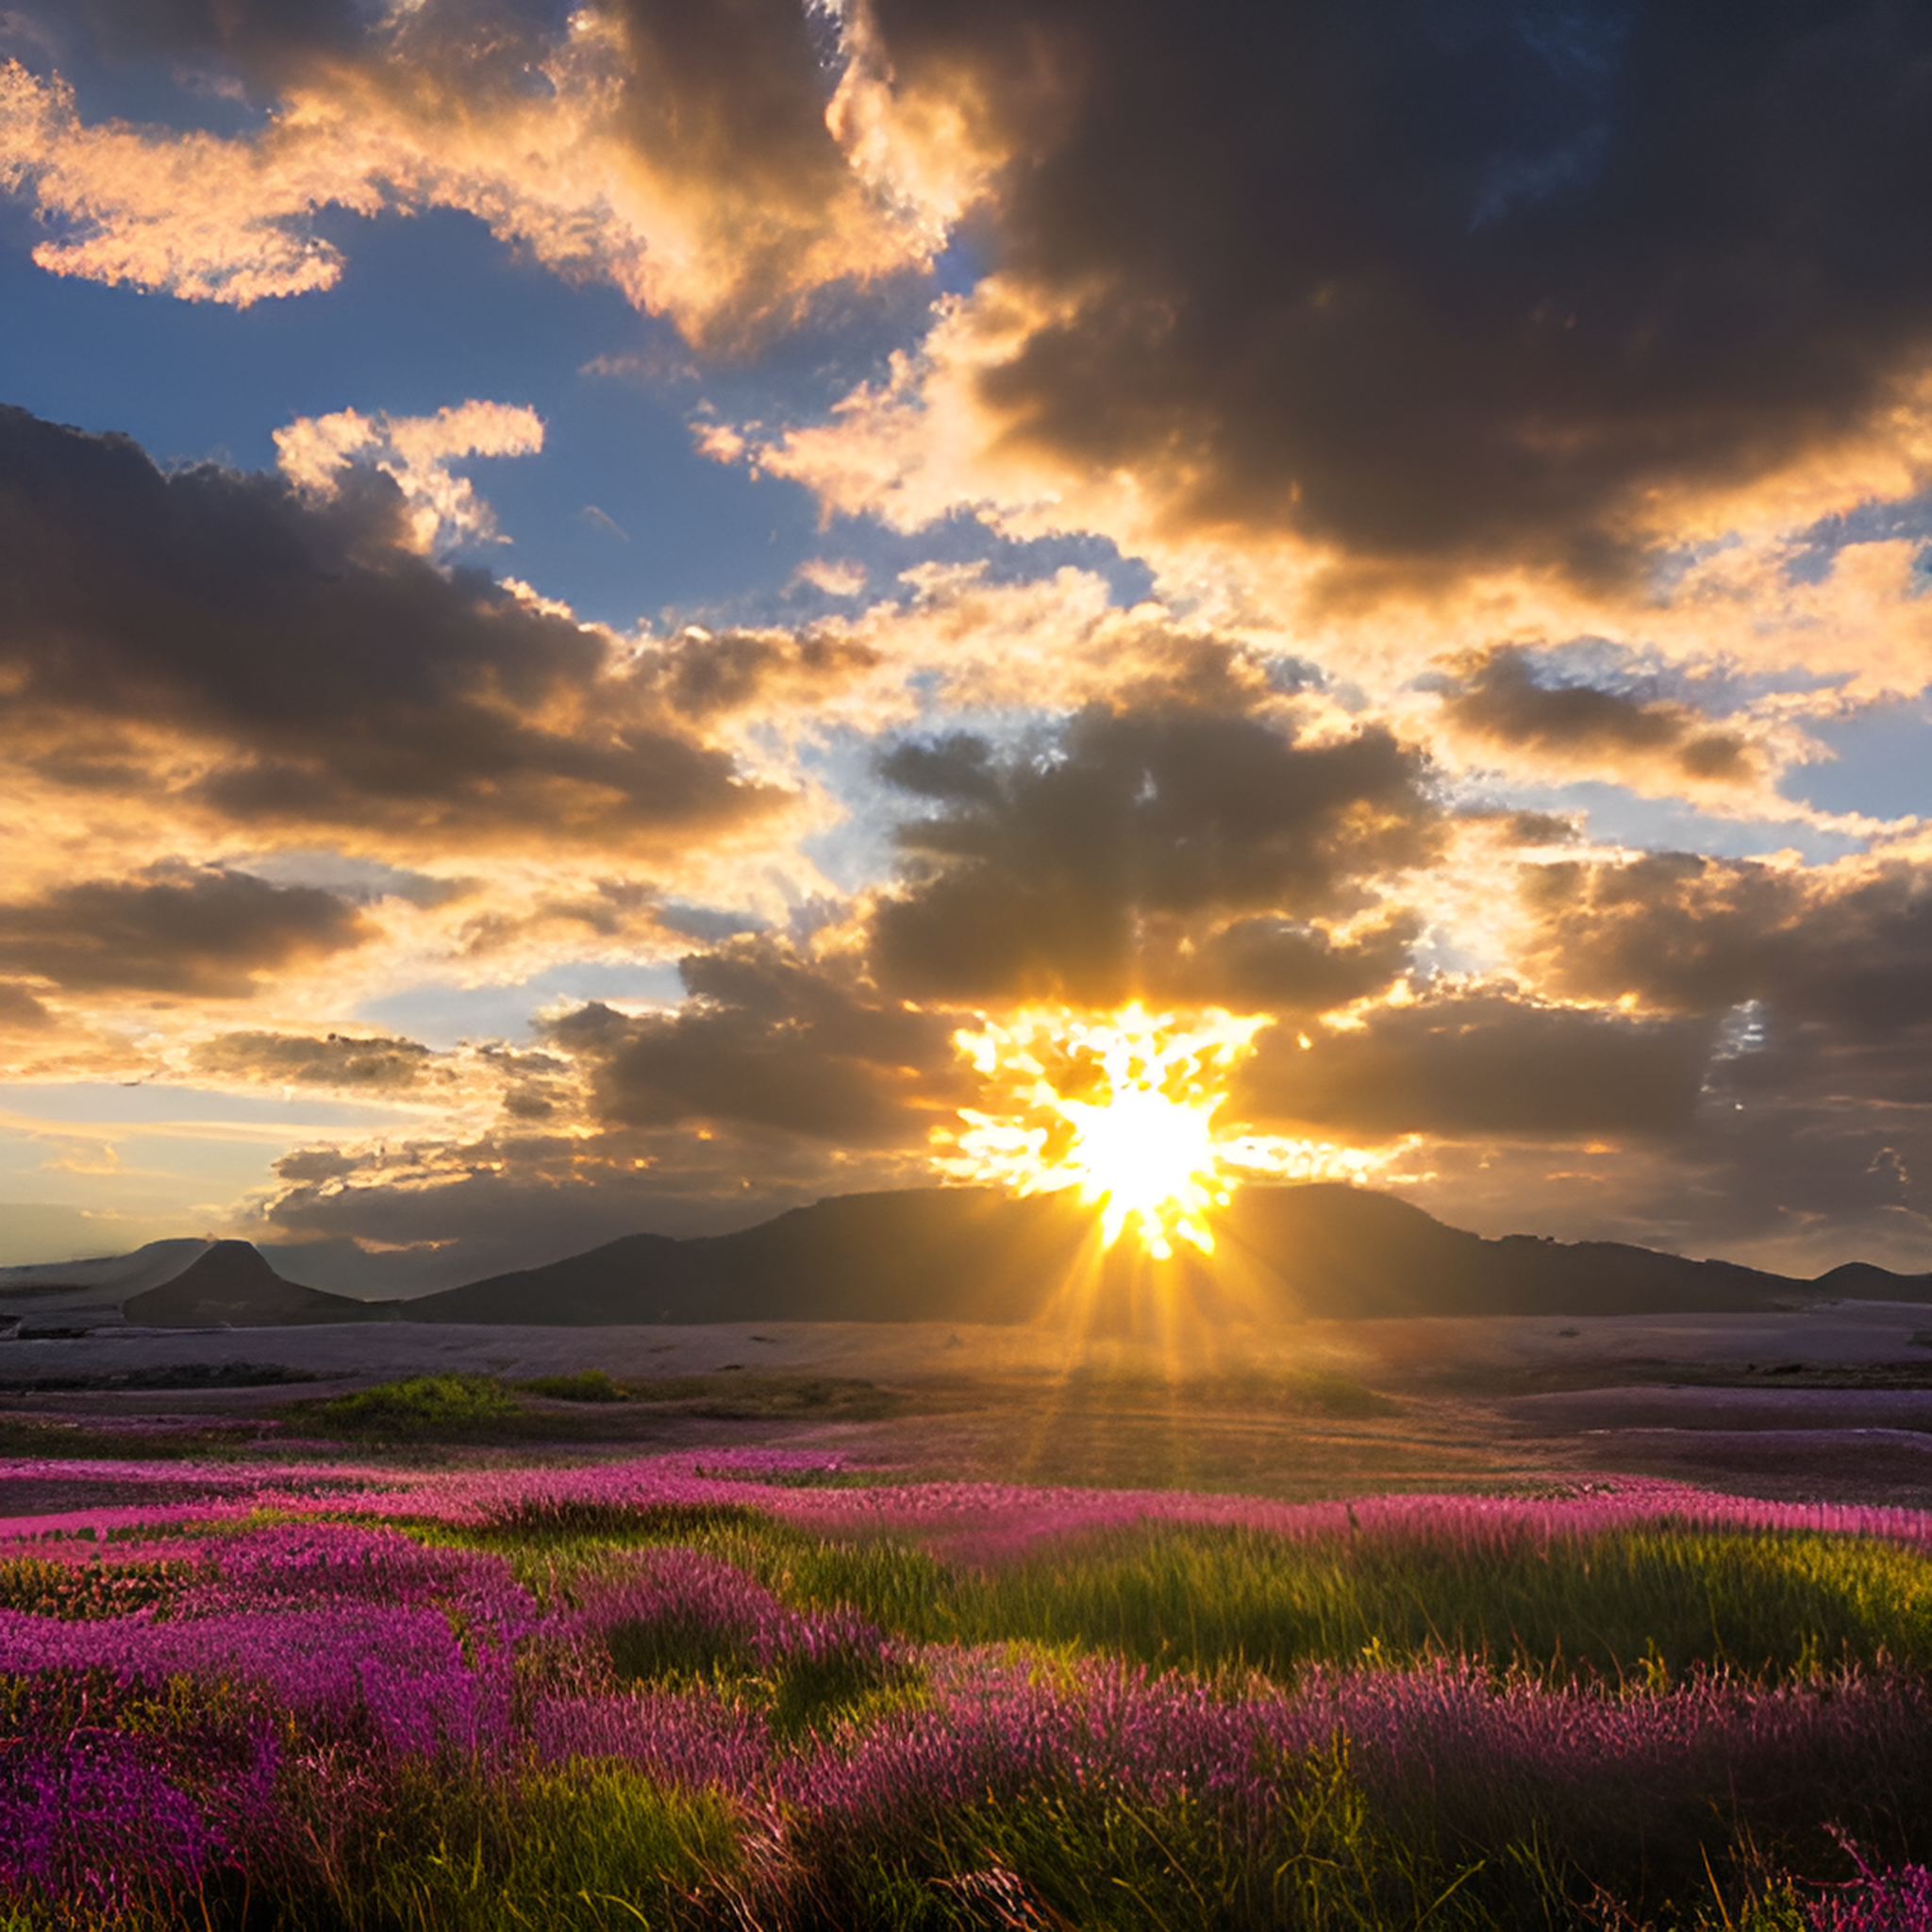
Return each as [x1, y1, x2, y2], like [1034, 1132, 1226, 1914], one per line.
[1, 1310, 1930, 1928]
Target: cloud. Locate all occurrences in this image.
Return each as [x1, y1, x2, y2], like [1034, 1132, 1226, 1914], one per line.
[870, 705, 1441, 1002]
[188, 1029, 435, 1091]
[793, 557, 867, 597]
[0, 863, 368, 996]
[635, 622, 886, 724]
[1432, 644, 1766, 792]
[547, 941, 961, 1143]
[0, 406, 785, 861]
[578, 505, 629, 542]
[1519, 850, 1932, 1029]
[1237, 990, 1717, 1140]
[17, 0, 1932, 661]
[774, 2, 1932, 583]
[1172, 914, 1421, 1017]
[0, 983, 55, 1032]
[718, 3, 1932, 718]
[2, 0, 943, 347]
[274, 399, 542, 553]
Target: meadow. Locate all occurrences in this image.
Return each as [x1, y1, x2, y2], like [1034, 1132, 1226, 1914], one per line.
[0, 1374, 1930, 1928]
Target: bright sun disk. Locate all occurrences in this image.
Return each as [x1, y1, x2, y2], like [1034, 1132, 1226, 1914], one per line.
[938, 1002, 1389, 1259]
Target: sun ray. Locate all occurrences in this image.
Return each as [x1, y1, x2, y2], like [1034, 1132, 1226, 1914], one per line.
[937, 1002, 1391, 1258]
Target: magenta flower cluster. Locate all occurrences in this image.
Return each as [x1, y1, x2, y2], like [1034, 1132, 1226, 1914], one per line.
[1, 1453, 1930, 1922]
[565, 1546, 885, 1672]
[8, 1445, 1932, 1557]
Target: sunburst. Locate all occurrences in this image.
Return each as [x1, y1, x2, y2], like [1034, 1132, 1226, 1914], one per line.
[937, 1002, 1387, 1258]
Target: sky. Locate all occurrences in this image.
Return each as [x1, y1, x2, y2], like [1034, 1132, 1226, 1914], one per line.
[2, 0, 1931, 1291]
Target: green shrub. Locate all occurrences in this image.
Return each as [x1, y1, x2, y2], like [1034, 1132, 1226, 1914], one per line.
[313, 1374, 518, 1438]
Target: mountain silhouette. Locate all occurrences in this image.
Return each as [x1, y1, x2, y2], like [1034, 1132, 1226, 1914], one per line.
[404, 1184, 1874, 1327]
[122, 1241, 393, 1328]
[44, 1189, 1924, 1330]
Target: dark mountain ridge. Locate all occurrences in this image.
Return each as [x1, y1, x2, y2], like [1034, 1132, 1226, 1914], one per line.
[405, 1184, 1921, 1328]
[18, 1188, 1929, 1330]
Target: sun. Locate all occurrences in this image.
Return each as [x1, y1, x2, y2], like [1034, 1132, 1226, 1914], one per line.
[936, 1002, 1387, 1259]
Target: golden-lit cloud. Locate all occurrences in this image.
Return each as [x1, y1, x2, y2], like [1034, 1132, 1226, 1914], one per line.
[0, 405, 796, 873]
[0, 0, 954, 348]
[867, 704, 1441, 1007]
[0, 863, 371, 998]
[274, 399, 544, 553]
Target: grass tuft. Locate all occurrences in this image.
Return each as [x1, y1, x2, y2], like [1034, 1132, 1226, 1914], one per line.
[517, 1371, 627, 1404]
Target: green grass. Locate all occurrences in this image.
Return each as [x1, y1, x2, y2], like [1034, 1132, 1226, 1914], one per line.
[310, 1374, 522, 1439]
[291, 1371, 903, 1442]
[617, 1374, 901, 1421]
[804, 1740, 1494, 1931]
[231, 1757, 743, 1932]
[516, 1371, 627, 1403]
[1280, 1369, 1402, 1419]
[932, 1520, 1932, 1684]
[16, 1501, 1932, 1929]
[0, 1555, 191, 1619]
[0, 1414, 268, 1459]
[425, 1505, 1932, 1688]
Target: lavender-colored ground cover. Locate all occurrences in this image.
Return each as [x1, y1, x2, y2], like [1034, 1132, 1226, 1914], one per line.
[6, 1443, 1930, 1551]
[1, 1449, 1930, 1925]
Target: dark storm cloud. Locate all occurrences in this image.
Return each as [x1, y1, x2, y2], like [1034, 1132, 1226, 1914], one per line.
[0, 408, 777, 853]
[1238, 991, 1717, 1138]
[189, 1030, 434, 1089]
[1521, 853, 1932, 1026]
[0, 866, 368, 997]
[547, 941, 961, 1141]
[1437, 645, 1757, 783]
[872, 708, 1441, 1001]
[867, 0, 1932, 581]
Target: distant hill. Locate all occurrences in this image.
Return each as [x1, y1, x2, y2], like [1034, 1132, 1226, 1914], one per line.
[122, 1241, 395, 1328]
[408, 1184, 1857, 1327]
[411, 1190, 1087, 1326]
[0, 1239, 210, 1304]
[12, 1188, 1924, 1331]
[1809, 1260, 1932, 1302]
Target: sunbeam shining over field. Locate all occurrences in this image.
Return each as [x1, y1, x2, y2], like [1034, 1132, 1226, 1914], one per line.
[939, 1005, 1389, 1259]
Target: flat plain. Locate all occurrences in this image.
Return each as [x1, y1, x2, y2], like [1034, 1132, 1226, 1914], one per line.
[4, 1298, 1930, 1507]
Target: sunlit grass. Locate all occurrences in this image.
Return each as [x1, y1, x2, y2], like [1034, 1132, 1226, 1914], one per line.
[423, 1505, 1932, 1688]
[6, 1468, 1932, 1927]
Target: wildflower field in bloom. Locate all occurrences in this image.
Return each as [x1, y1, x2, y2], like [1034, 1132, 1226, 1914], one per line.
[3, 1434, 1932, 1928]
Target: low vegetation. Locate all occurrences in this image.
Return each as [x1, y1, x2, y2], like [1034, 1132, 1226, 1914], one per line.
[0, 1457, 1929, 1925]
[290, 1372, 903, 1444]
[311, 1374, 521, 1438]
[515, 1370, 627, 1403]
